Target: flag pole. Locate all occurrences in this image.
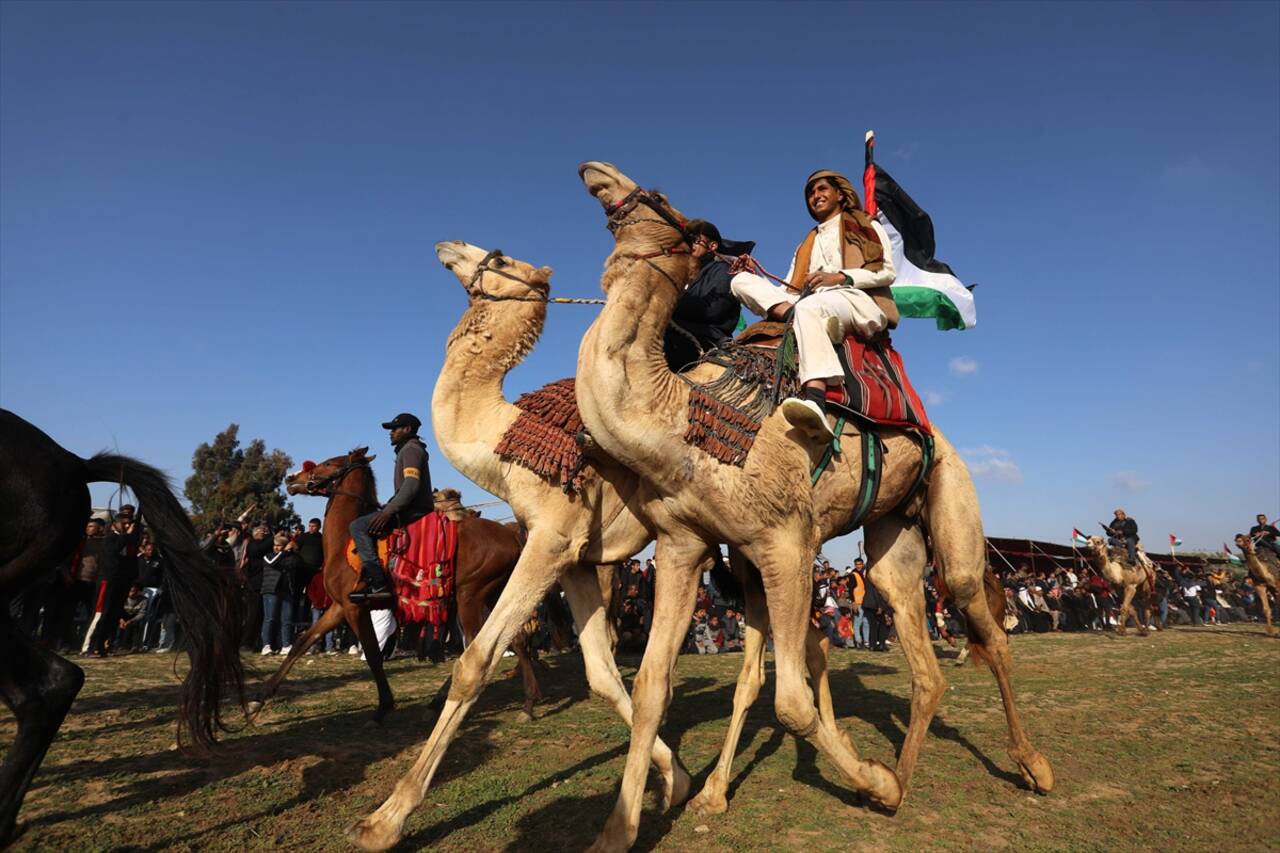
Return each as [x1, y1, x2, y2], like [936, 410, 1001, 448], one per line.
[863, 130, 877, 217]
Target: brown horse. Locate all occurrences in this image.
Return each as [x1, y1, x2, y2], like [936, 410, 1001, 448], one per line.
[251, 449, 549, 721]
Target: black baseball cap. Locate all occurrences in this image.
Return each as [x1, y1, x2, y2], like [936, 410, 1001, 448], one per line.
[381, 413, 421, 430]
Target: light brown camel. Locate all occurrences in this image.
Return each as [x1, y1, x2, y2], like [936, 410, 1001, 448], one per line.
[573, 161, 1052, 851]
[346, 242, 691, 852]
[1235, 534, 1279, 636]
[348, 230, 1051, 849]
[1083, 535, 1156, 636]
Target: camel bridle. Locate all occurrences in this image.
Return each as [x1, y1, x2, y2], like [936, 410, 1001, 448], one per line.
[464, 249, 551, 304]
[603, 187, 695, 296]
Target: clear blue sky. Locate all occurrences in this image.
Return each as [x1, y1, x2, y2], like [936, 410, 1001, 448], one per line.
[2, 1, 1276, 565]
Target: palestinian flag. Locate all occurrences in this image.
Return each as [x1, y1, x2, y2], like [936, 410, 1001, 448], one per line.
[864, 131, 977, 331]
[1222, 544, 1244, 566]
[1071, 528, 1089, 547]
[1169, 534, 1183, 548]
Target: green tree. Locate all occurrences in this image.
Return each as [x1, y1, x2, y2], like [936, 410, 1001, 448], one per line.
[184, 424, 298, 532]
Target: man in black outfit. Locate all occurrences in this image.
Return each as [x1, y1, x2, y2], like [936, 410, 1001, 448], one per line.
[1106, 508, 1140, 564]
[1248, 514, 1280, 557]
[663, 220, 753, 371]
[861, 570, 890, 651]
[349, 413, 434, 605]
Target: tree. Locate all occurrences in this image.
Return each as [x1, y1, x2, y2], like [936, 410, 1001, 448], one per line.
[184, 424, 298, 532]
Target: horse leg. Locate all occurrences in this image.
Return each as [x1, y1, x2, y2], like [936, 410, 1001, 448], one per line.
[589, 532, 708, 853]
[249, 601, 346, 718]
[926, 430, 1053, 793]
[689, 560, 768, 816]
[511, 633, 541, 722]
[0, 617, 84, 846]
[346, 530, 574, 852]
[865, 516, 942, 794]
[560, 563, 691, 813]
[344, 603, 394, 722]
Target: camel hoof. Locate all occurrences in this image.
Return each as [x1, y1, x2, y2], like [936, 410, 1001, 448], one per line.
[1012, 749, 1055, 794]
[345, 817, 400, 852]
[687, 784, 728, 816]
[517, 710, 534, 724]
[245, 700, 263, 720]
[863, 759, 903, 812]
[659, 760, 693, 813]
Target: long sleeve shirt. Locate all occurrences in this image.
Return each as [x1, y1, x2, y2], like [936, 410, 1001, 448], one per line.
[383, 437, 434, 521]
[783, 215, 897, 291]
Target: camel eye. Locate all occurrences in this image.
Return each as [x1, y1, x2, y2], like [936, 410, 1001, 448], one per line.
[493, 257, 507, 268]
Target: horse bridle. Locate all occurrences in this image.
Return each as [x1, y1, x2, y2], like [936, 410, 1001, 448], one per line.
[304, 458, 375, 510]
[466, 249, 549, 303]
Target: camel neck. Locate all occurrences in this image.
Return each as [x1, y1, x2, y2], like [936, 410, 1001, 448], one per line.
[432, 298, 544, 488]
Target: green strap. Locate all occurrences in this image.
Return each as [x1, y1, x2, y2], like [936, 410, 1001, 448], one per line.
[848, 427, 881, 529]
[811, 416, 846, 485]
[900, 433, 935, 513]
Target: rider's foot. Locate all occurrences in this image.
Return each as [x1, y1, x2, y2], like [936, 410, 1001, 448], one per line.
[782, 387, 835, 441]
[348, 582, 392, 606]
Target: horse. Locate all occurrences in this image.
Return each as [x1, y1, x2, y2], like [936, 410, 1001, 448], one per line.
[251, 449, 552, 722]
[0, 409, 245, 846]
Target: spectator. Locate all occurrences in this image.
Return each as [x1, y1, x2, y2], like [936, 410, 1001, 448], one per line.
[135, 540, 168, 649]
[241, 523, 272, 650]
[692, 608, 718, 654]
[114, 584, 148, 651]
[260, 532, 299, 655]
[862, 574, 890, 651]
[850, 559, 869, 649]
[305, 571, 337, 654]
[721, 607, 744, 652]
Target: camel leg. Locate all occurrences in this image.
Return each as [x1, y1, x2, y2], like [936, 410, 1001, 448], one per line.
[1116, 583, 1137, 637]
[560, 564, 690, 813]
[588, 533, 709, 853]
[1255, 581, 1277, 636]
[864, 516, 943, 794]
[248, 600, 347, 718]
[688, 563, 769, 816]
[345, 603, 394, 722]
[346, 531, 576, 851]
[926, 431, 1053, 794]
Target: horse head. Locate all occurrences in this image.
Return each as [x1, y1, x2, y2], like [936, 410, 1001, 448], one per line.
[285, 447, 374, 496]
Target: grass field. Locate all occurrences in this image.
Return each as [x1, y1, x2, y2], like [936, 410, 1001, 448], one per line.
[6, 624, 1279, 852]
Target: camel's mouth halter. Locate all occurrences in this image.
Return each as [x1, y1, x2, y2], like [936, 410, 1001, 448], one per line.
[465, 249, 550, 303]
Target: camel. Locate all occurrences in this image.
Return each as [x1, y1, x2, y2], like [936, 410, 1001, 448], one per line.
[346, 242, 692, 852]
[1235, 534, 1279, 636]
[1083, 536, 1156, 636]
[573, 161, 1052, 851]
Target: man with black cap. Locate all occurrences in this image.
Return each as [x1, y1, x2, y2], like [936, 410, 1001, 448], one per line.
[730, 170, 897, 440]
[663, 219, 752, 371]
[348, 413, 434, 604]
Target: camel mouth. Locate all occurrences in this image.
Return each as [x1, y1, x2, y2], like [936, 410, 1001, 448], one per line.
[578, 161, 627, 206]
[435, 240, 473, 272]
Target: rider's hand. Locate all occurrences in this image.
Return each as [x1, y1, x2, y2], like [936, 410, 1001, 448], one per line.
[804, 271, 847, 289]
[367, 511, 394, 536]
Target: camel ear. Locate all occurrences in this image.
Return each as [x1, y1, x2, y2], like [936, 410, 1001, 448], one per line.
[538, 265, 553, 281]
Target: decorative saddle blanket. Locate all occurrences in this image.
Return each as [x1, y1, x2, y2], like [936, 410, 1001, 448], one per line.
[345, 511, 458, 630]
[684, 320, 932, 467]
[495, 377, 587, 494]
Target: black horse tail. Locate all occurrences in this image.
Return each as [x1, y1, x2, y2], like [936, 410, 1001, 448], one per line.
[84, 452, 245, 752]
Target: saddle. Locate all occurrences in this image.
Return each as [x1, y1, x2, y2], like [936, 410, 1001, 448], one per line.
[346, 511, 459, 632]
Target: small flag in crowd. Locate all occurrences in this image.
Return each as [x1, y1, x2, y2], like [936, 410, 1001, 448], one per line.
[864, 131, 977, 331]
[1169, 534, 1183, 548]
[1071, 528, 1089, 547]
[1222, 544, 1244, 566]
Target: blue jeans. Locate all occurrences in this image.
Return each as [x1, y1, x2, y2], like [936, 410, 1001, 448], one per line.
[312, 606, 336, 652]
[349, 512, 388, 584]
[853, 606, 869, 646]
[1158, 595, 1169, 628]
[261, 592, 295, 650]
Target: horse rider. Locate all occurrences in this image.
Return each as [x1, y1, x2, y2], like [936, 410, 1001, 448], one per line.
[1106, 508, 1140, 564]
[663, 219, 752, 371]
[348, 412, 435, 605]
[730, 169, 897, 440]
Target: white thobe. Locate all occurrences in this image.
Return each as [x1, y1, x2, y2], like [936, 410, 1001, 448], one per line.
[731, 215, 896, 385]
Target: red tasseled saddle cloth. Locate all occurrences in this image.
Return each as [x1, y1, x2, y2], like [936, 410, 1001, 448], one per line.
[347, 512, 458, 633]
[824, 336, 932, 435]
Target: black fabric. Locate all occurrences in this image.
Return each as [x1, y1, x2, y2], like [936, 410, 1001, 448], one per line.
[260, 550, 299, 596]
[381, 412, 421, 430]
[136, 552, 166, 588]
[1249, 523, 1279, 544]
[296, 530, 325, 571]
[873, 164, 957, 276]
[243, 535, 272, 592]
[1108, 517, 1139, 539]
[664, 258, 741, 371]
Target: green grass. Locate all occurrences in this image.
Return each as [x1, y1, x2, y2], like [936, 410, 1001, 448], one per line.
[6, 625, 1279, 851]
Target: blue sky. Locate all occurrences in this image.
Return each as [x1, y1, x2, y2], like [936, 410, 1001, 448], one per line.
[2, 1, 1276, 565]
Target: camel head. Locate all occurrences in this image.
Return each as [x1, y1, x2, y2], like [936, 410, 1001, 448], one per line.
[1235, 533, 1254, 554]
[1085, 535, 1107, 556]
[432, 487, 480, 520]
[577, 161, 698, 285]
[435, 241, 552, 303]
[285, 447, 374, 496]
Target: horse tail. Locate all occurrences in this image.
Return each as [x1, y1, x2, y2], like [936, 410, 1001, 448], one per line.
[83, 452, 246, 752]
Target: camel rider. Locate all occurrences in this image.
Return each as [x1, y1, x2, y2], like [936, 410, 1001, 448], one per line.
[1106, 509, 1140, 564]
[730, 170, 897, 440]
[663, 219, 753, 372]
[348, 413, 434, 605]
